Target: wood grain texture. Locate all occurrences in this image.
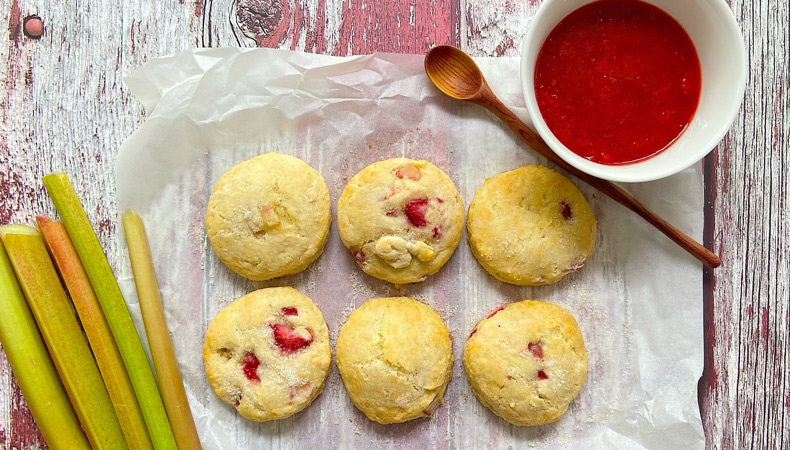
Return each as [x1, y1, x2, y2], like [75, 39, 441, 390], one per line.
[0, 1, 197, 448]
[0, 0, 787, 449]
[699, 1, 790, 448]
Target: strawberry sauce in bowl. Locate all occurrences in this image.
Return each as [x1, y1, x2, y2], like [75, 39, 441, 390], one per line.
[534, 0, 701, 165]
[521, 0, 746, 182]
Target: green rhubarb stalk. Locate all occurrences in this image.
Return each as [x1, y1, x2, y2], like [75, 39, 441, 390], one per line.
[42, 173, 178, 450]
[37, 216, 154, 450]
[123, 210, 203, 450]
[0, 235, 91, 450]
[0, 225, 128, 450]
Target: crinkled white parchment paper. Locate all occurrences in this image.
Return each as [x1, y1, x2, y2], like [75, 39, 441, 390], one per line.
[115, 48, 704, 450]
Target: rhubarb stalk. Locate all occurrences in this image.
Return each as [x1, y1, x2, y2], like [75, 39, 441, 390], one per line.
[37, 216, 154, 450]
[0, 225, 128, 449]
[123, 209, 202, 449]
[42, 173, 178, 450]
[0, 235, 91, 450]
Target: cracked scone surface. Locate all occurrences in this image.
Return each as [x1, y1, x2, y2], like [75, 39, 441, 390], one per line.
[203, 287, 331, 422]
[336, 297, 453, 424]
[463, 300, 587, 426]
[467, 165, 596, 285]
[205, 153, 331, 281]
[337, 158, 464, 284]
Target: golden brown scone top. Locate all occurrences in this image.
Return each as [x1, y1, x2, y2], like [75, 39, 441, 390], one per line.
[463, 300, 587, 426]
[336, 297, 453, 424]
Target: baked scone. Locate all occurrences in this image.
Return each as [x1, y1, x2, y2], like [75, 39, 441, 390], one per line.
[203, 287, 331, 421]
[337, 158, 464, 284]
[463, 300, 587, 426]
[467, 165, 596, 285]
[205, 153, 331, 281]
[336, 297, 453, 424]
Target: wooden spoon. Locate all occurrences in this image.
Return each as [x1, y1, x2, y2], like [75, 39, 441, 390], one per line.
[425, 45, 720, 268]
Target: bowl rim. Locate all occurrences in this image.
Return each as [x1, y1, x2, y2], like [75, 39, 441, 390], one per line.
[520, 0, 747, 183]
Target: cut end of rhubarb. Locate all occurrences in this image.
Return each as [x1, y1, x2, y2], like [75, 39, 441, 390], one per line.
[0, 225, 40, 239]
[35, 215, 54, 226]
[121, 209, 143, 228]
[42, 173, 72, 193]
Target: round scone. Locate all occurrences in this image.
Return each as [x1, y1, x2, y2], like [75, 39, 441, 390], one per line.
[203, 287, 331, 421]
[205, 153, 331, 281]
[463, 300, 587, 426]
[336, 297, 453, 424]
[337, 158, 464, 284]
[467, 165, 596, 285]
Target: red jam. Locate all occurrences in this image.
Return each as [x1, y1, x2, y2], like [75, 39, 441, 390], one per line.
[535, 0, 701, 165]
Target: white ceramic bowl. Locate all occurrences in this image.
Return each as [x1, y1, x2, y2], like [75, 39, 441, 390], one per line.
[521, 0, 746, 183]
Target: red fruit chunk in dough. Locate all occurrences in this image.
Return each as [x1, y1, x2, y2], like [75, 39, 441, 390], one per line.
[404, 198, 429, 227]
[486, 306, 504, 319]
[282, 307, 298, 316]
[396, 164, 421, 180]
[432, 227, 441, 239]
[289, 381, 313, 400]
[241, 352, 261, 382]
[354, 251, 366, 264]
[560, 201, 573, 220]
[270, 323, 313, 353]
[537, 370, 549, 380]
[528, 342, 543, 359]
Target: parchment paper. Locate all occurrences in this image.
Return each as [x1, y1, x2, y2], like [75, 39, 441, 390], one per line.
[115, 48, 704, 450]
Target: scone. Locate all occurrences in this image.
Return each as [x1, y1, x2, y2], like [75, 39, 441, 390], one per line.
[205, 153, 331, 281]
[336, 297, 453, 424]
[203, 287, 331, 421]
[463, 300, 587, 426]
[467, 165, 596, 285]
[337, 158, 464, 284]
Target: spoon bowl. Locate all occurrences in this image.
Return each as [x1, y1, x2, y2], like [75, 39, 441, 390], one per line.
[424, 45, 485, 100]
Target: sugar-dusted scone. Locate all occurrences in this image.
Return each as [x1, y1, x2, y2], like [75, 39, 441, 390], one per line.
[337, 158, 464, 284]
[467, 165, 596, 285]
[336, 297, 453, 424]
[463, 300, 587, 426]
[205, 153, 331, 281]
[203, 287, 331, 422]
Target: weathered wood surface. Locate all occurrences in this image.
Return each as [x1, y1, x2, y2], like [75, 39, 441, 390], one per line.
[0, 0, 786, 449]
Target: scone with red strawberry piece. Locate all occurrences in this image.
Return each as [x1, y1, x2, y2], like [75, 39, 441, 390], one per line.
[467, 165, 596, 285]
[463, 300, 587, 426]
[203, 287, 331, 421]
[337, 158, 464, 284]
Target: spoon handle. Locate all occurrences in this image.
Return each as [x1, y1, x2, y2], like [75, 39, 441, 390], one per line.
[476, 85, 721, 268]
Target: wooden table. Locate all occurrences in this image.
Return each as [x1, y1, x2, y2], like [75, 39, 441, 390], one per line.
[0, 0, 787, 448]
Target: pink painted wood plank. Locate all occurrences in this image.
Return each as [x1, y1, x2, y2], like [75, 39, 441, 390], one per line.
[232, 0, 461, 55]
